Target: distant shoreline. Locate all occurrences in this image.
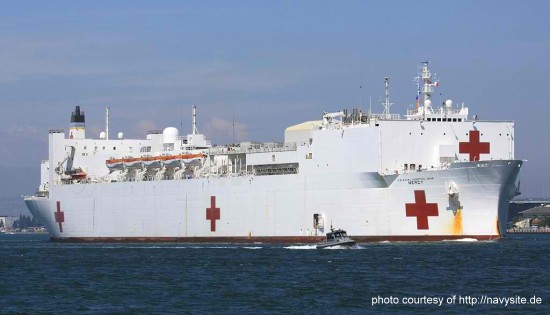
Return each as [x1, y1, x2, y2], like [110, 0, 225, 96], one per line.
[507, 228, 550, 234]
[0, 231, 48, 235]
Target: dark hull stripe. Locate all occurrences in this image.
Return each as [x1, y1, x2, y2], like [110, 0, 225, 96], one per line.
[51, 235, 502, 243]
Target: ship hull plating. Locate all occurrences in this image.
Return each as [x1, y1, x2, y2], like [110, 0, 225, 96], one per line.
[24, 160, 522, 242]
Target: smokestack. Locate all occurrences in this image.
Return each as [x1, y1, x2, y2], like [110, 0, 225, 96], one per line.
[69, 106, 86, 139]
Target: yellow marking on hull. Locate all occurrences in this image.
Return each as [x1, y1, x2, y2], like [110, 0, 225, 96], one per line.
[451, 208, 463, 235]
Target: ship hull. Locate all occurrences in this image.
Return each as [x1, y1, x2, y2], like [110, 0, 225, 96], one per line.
[24, 160, 522, 242]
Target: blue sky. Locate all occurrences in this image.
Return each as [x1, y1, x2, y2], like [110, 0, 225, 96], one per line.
[0, 0, 549, 197]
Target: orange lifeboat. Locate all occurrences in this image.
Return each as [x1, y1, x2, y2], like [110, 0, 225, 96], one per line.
[123, 157, 143, 169]
[106, 153, 206, 170]
[70, 169, 87, 180]
[160, 153, 206, 168]
[142, 156, 162, 168]
[106, 158, 124, 171]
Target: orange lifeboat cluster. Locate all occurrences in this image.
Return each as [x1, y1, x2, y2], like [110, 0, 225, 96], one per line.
[106, 153, 206, 170]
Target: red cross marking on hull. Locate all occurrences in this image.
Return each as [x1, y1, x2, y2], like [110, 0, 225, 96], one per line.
[405, 190, 439, 230]
[55, 201, 65, 233]
[459, 130, 490, 161]
[206, 196, 220, 232]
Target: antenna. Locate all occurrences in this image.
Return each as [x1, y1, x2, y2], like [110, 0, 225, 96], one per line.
[105, 106, 110, 140]
[384, 77, 390, 119]
[232, 106, 235, 144]
[417, 61, 439, 120]
[360, 85, 362, 108]
[369, 96, 372, 116]
[192, 105, 198, 135]
[180, 105, 183, 131]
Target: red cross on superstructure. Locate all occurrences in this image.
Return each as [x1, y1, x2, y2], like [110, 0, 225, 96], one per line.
[459, 130, 490, 161]
[405, 190, 439, 230]
[206, 196, 220, 232]
[55, 201, 65, 233]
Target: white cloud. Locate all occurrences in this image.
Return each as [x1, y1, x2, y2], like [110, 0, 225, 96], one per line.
[135, 120, 159, 135]
[8, 124, 37, 137]
[204, 117, 247, 144]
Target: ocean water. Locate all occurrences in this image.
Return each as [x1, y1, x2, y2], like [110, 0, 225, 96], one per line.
[1, 234, 548, 314]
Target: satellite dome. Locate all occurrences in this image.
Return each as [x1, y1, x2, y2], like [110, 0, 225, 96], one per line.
[118, 132, 124, 139]
[445, 99, 453, 108]
[100, 132, 106, 139]
[163, 127, 178, 136]
[424, 99, 432, 107]
[162, 127, 179, 143]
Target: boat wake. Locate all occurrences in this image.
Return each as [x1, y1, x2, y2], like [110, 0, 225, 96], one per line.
[284, 245, 318, 250]
[284, 244, 365, 250]
[323, 244, 364, 250]
[444, 238, 479, 242]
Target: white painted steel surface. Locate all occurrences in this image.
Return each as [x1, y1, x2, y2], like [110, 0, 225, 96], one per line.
[24, 64, 522, 241]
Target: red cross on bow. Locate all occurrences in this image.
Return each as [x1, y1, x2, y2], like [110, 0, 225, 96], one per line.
[459, 130, 490, 161]
[55, 201, 65, 233]
[405, 190, 439, 230]
[206, 196, 220, 232]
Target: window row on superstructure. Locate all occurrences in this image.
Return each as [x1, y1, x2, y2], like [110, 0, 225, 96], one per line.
[426, 117, 463, 122]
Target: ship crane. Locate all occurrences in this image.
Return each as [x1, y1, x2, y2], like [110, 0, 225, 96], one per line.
[55, 146, 76, 176]
[55, 146, 86, 181]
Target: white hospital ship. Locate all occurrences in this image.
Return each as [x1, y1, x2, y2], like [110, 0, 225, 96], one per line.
[24, 62, 523, 242]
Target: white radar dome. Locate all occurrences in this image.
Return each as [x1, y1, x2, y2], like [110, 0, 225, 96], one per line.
[118, 132, 124, 139]
[162, 127, 179, 143]
[445, 99, 453, 108]
[100, 131, 106, 139]
[424, 99, 432, 108]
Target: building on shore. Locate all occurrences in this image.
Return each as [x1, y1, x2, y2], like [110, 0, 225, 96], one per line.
[508, 204, 550, 233]
[518, 205, 550, 219]
[0, 216, 18, 231]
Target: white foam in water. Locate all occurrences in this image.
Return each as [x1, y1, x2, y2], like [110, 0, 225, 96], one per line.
[325, 245, 364, 250]
[243, 246, 262, 249]
[325, 245, 348, 250]
[284, 245, 318, 250]
[285, 244, 365, 250]
[445, 238, 478, 242]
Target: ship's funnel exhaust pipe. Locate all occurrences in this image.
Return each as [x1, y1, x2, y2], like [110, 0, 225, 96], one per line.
[69, 106, 86, 139]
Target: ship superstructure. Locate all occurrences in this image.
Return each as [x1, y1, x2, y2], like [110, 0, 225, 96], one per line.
[25, 63, 522, 242]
